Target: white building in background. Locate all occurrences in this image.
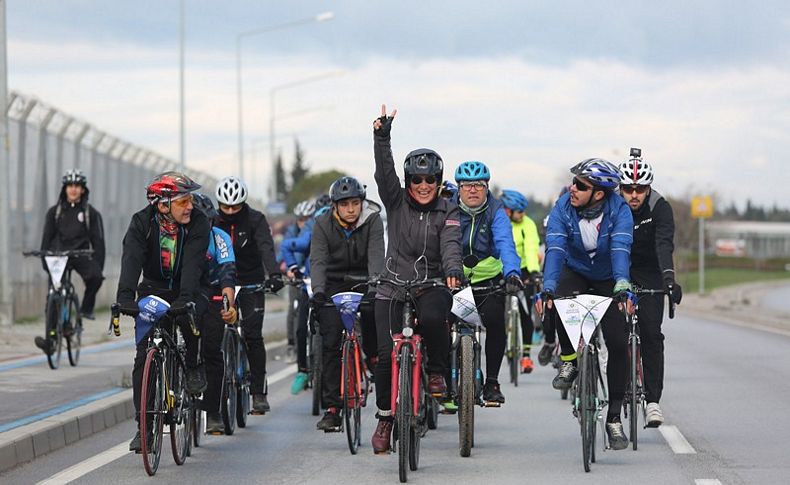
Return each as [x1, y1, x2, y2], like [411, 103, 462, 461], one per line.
[706, 221, 790, 259]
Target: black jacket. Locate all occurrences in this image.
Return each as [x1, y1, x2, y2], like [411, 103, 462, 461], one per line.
[310, 203, 385, 296]
[213, 204, 279, 285]
[629, 189, 676, 288]
[116, 205, 210, 307]
[41, 186, 105, 269]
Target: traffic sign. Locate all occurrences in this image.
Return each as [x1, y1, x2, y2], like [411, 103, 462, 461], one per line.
[691, 195, 713, 218]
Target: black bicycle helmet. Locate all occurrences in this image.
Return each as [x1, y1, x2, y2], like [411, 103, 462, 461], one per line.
[403, 148, 443, 181]
[329, 176, 366, 202]
[192, 192, 218, 218]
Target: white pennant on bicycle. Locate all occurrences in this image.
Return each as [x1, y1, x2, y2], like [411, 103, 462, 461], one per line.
[451, 286, 482, 327]
[553, 295, 612, 347]
[44, 256, 68, 290]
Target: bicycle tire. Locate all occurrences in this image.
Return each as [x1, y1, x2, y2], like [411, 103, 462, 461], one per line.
[170, 354, 189, 465]
[342, 339, 361, 454]
[459, 336, 474, 457]
[45, 294, 62, 370]
[65, 294, 82, 366]
[185, 400, 193, 458]
[630, 335, 639, 450]
[397, 345, 412, 483]
[580, 347, 593, 473]
[236, 341, 251, 428]
[221, 332, 238, 436]
[426, 396, 439, 430]
[140, 348, 164, 476]
[311, 333, 323, 416]
[507, 299, 520, 387]
[192, 406, 203, 448]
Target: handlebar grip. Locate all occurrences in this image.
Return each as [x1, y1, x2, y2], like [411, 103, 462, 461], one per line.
[109, 303, 121, 337]
[222, 295, 229, 313]
[667, 288, 676, 319]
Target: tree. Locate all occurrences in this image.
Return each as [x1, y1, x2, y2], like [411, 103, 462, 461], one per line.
[274, 151, 288, 202]
[291, 138, 309, 189]
[286, 170, 347, 210]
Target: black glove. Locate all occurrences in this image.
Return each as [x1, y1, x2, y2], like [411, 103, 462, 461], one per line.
[529, 271, 543, 285]
[311, 292, 328, 309]
[668, 283, 683, 305]
[118, 300, 139, 316]
[505, 274, 524, 294]
[265, 274, 285, 293]
[539, 290, 555, 303]
[288, 265, 303, 280]
[374, 114, 394, 138]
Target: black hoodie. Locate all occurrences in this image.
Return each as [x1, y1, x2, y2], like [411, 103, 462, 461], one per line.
[41, 185, 105, 269]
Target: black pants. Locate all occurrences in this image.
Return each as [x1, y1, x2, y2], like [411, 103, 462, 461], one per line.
[553, 268, 628, 414]
[319, 299, 375, 409]
[519, 269, 537, 354]
[237, 289, 267, 395]
[286, 285, 298, 345]
[374, 289, 452, 412]
[472, 279, 506, 381]
[295, 290, 310, 371]
[636, 291, 665, 403]
[68, 257, 103, 314]
[200, 300, 225, 413]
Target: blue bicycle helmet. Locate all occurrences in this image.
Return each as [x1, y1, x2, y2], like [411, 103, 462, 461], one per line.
[440, 180, 458, 198]
[500, 189, 529, 211]
[570, 158, 621, 190]
[454, 161, 490, 182]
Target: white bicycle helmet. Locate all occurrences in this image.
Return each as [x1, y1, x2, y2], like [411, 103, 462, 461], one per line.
[293, 200, 316, 218]
[216, 176, 248, 205]
[619, 158, 654, 185]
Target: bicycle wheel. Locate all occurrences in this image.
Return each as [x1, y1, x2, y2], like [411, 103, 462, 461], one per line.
[140, 348, 164, 476]
[410, 366, 427, 472]
[311, 333, 323, 416]
[220, 333, 238, 436]
[192, 405, 203, 448]
[342, 339, 361, 454]
[66, 294, 82, 367]
[170, 356, 189, 465]
[579, 347, 595, 473]
[507, 301, 520, 386]
[426, 396, 439, 430]
[397, 345, 412, 483]
[630, 336, 639, 450]
[45, 294, 62, 370]
[459, 336, 474, 457]
[236, 341, 251, 428]
[185, 399, 194, 457]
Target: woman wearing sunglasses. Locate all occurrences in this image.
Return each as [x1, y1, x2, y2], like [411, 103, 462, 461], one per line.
[369, 105, 463, 454]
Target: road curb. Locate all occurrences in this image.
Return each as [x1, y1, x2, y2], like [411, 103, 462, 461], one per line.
[0, 389, 133, 473]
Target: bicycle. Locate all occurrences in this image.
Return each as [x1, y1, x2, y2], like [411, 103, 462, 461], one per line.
[622, 286, 676, 450]
[111, 298, 200, 476]
[287, 274, 322, 415]
[505, 290, 522, 387]
[24, 249, 94, 369]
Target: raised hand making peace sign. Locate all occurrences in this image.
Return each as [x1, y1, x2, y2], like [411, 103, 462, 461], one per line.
[373, 104, 397, 137]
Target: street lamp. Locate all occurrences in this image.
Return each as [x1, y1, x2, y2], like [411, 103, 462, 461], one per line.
[235, 11, 334, 180]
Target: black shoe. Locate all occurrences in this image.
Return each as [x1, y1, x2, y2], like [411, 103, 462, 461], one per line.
[34, 336, 53, 355]
[80, 311, 95, 321]
[552, 361, 578, 390]
[186, 366, 207, 394]
[316, 408, 342, 431]
[606, 417, 629, 450]
[205, 412, 225, 435]
[129, 431, 141, 452]
[252, 393, 270, 414]
[538, 342, 556, 366]
[482, 380, 505, 404]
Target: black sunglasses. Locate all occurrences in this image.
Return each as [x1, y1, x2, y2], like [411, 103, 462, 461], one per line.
[410, 175, 437, 185]
[620, 184, 649, 194]
[572, 177, 593, 192]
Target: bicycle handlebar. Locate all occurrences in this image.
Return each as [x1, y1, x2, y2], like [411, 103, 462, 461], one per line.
[108, 301, 200, 337]
[23, 249, 94, 258]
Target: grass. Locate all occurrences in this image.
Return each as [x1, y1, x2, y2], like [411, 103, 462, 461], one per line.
[678, 268, 790, 292]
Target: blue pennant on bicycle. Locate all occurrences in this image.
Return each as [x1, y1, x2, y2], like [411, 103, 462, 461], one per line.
[135, 295, 171, 345]
[331, 292, 364, 333]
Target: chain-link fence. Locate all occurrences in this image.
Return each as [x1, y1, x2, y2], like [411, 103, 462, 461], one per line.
[7, 91, 252, 320]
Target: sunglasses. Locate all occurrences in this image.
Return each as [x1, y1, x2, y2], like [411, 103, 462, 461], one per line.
[572, 177, 593, 192]
[171, 194, 193, 208]
[410, 175, 437, 185]
[219, 203, 242, 212]
[459, 181, 488, 191]
[620, 185, 649, 194]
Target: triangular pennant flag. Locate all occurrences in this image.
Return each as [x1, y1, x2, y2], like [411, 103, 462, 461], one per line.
[44, 256, 68, 291]
[332, 292, 364, 333]
[553, 294, 612, 347]
[451, 286, 482, 327]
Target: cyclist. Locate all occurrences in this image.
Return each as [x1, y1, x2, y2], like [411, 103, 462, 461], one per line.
[500, 189, 542, 373]
[214, 176, 284, 415]
[116, 171, 209, 452]
[281, 200, 315, 363]
[191, 193, 239, 435]
[36, 169, 105, 354]
[311, 176, 385, 431]
[619, 154, 682, 428]
[536, 158, 634, 450]
[370, 105, 463, 453]
[453, 162, 523, 404]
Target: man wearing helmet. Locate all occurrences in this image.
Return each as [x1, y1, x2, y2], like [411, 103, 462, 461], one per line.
[619, 150, 682, 428]
[535, 158, 635, 450]
[36, 169, 105, 354]
[452, 161, 523, 404]
[280, 200, 315, 363]
[116, 171, 209, 452]
[500, 189, 543, 373]
[310, 176, 384, 431]
[370, 105, 463, 453]
[213, 176, 284, 415]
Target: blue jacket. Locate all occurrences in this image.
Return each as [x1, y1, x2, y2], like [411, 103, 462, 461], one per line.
[206, 226, 236, 291]
[280, 218, 314, 275]
[277, 222, 306, 267]
[543, 191, 633, 293]
[453, 193, 521, 282]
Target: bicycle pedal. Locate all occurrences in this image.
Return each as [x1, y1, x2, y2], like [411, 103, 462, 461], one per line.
[250, 410, 266, 416]
[322, 427, 342, 433]
[373, 449, 392, 455]
[483, 401, 502, 408]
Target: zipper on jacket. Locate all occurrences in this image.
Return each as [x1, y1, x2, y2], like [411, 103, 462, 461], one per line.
[468, 214, 476, 255]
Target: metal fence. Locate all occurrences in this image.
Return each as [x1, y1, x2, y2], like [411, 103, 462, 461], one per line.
[7, 91, 246, 320]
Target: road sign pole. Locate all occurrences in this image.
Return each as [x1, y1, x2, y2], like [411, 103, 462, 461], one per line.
[699, 217, 705, 295]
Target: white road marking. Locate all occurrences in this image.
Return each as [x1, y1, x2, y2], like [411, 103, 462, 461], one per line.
[695, 480, 723, 485]
[36, 442, 128, 485]
[267, 365, 297, 385]
[659, 425, 697, 454]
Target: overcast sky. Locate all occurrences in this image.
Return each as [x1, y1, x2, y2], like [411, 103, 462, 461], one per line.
[7, 1, 790, 208]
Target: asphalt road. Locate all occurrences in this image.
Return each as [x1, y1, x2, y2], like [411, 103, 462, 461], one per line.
[3, 310, 789, 484]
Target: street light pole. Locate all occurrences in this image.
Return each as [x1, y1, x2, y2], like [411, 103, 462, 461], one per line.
[235, 11, 334, 182]
[0, 0, 12, 324]
[178, 0, 185, 171]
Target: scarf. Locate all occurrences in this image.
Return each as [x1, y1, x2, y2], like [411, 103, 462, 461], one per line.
[458, 196, 488, 216]
[156, 212, 179, 280]
[577, 199, 605, 220]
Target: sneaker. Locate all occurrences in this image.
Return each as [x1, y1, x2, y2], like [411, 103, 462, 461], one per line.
[645, 402, 664, 428]
[538, 342, 556, 366]
[520, 357, 534, 374]
[552, 361, 578, 390]
[205, 412, 225, 435]
[291, 372, 309, 395]
[483, 380, 505, 404]
[440, 399, 458, 414]
[34, 336, 53, 355]
[316, 407, 342, 431]
[285, 345, 296, 364]
[606, 417, 629, 450]
[186, 366, 207, 394]
[80, 311, 95, 321]
[128, 430, 153, 453]
[427, 374, 447, 397]
[252, 393, 270, 414]
[371, 419, 393, 454]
